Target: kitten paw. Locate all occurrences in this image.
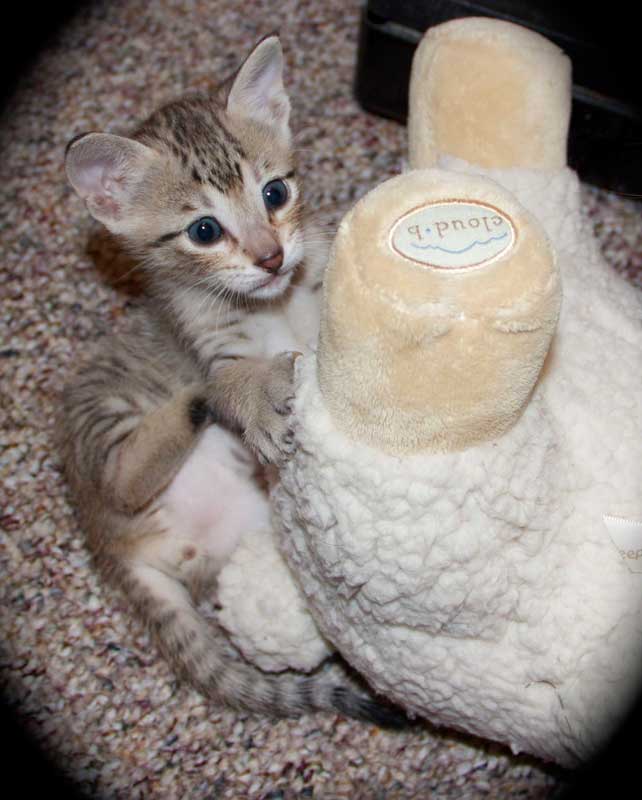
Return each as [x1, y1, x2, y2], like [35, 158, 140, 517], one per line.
[243, 351, 299, 466]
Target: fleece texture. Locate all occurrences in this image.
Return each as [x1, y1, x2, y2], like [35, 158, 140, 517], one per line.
[217, 525, 332, 673]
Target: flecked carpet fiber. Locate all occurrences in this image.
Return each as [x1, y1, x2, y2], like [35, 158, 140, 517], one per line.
[1, 1, 640, 797]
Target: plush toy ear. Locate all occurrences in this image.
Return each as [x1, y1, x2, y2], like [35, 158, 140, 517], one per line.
[65, 132, 158, 235]
[225, 35, 291, 140]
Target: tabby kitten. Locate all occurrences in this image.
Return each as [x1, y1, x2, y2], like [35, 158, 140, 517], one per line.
[61, 36, 401, 725]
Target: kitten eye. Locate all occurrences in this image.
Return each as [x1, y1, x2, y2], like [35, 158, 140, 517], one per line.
[187, 216, 223, 245]
[262, 179, 289, 210]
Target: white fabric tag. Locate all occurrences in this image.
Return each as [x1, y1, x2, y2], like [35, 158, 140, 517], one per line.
[604, 515, 642, 574]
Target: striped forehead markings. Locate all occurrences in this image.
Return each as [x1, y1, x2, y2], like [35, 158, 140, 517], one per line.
[148, 100, 246, 191]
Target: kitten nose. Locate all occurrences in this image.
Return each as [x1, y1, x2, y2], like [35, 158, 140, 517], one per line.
[256, 247, 284, 274]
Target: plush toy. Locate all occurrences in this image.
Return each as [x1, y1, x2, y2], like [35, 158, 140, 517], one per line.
[218, 17, 642, 766]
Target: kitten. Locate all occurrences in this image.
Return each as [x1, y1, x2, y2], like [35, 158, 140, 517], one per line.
[61, 35, 402, 726]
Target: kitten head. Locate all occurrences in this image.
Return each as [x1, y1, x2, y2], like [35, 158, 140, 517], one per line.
[65, 36, 306, 301]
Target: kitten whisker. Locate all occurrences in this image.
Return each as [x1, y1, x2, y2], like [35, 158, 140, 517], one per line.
[211, 285, 232, 331]
[187, 279, 221, 324]
[112, 260, 145, 286]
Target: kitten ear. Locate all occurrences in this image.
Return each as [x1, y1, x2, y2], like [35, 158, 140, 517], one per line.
[225, 35, 291, 140]
[65, 132, 158, 235]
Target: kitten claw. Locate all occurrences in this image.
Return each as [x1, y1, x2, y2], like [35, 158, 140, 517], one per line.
[275, 396, 294, 416]
[243, 351, 298, 466]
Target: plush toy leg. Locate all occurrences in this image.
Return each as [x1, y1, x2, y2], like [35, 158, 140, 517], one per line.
[408, 17, 571, 170]
[217, 526, 333, 673]
[317, 168, 560, 454]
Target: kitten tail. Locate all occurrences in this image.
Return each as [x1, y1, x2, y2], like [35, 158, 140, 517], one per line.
[113, 560, 408, 727]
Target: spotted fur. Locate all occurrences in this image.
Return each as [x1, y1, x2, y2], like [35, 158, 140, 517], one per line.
[61, 36, 404, 726]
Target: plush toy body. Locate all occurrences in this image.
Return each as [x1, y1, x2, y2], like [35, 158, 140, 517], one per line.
[219, 18, 642, 766]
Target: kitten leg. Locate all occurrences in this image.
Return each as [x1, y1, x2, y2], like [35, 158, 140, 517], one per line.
[207, 352, 298, 465]
[63, 378, 212, 516]
[104, 388, 214, 514]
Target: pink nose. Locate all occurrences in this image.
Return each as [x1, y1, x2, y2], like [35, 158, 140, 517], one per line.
[256, 247, 284, 274]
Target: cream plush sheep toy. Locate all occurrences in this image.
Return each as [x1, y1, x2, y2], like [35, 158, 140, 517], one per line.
[218, 18, 642, 767]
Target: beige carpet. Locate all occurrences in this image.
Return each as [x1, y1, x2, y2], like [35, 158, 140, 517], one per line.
[1, 1, 640, 797]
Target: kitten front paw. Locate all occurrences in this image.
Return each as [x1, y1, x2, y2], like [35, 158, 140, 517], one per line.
[243, 351, 300, 466]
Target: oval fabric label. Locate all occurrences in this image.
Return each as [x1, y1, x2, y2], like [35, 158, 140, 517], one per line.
[389, 200, 516, 270]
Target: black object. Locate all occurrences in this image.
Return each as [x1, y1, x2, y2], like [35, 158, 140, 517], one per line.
[355, 0, 642, 194]
[0, 702, 89, 799]
[555, 689, 642, 798]
[0, 0, 84, 109]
